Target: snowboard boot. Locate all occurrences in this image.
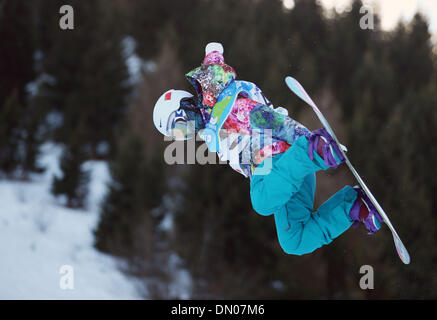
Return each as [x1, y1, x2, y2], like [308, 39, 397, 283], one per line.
[349, 186, 384, 234]
[308, 128, 345, 168]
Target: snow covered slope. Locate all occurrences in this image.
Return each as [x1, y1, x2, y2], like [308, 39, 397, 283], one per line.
[0, 143, 141, 299]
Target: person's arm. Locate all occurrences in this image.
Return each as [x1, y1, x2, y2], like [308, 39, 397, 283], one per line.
[249, 103, 311, 146]
[185, 43, 236, 109]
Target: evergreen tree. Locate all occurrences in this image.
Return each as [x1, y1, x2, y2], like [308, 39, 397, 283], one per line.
[37, 0, 131, 208]
[287, 0, 328, 81]
[326, 0, 376, 119]
[374, 84, 437, 298]
[387, 14, 434, 98]
[18, 99, 46, 175]
[51, 136, 90, 209]
[172, 162, 280, 299]
[94, 134, 166, 258]
[0, 0, 35, 104]
[0, 0, 38, 175]
[0, 90, 24, 175]
[38, 0, 131, 157]
[346, 10, 437, 298]
[131, 0, 202, 67]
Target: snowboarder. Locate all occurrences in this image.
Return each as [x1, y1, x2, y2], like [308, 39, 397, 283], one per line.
[153, 42, 383, 256]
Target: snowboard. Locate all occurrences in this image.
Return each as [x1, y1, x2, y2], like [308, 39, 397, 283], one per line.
[285, 76, 410, 265]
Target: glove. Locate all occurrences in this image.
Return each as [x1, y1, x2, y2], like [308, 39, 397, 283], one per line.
[274, 107, 289, 116]
[205, 42, 224, 55]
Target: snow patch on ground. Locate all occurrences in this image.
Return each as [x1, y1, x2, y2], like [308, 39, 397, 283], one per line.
[0, 143, 141, 299]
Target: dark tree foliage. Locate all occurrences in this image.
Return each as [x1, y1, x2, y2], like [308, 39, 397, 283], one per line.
[38, 0, 131, 157]
[94, 135, 166, 257]
[172, 161, 280, 299]
[0, 0, 39, 176]
[0, 90, 24, 174]
[51, 140, 90, 209]
[34, 0, 132, 205]
[0, 0, 35, 105]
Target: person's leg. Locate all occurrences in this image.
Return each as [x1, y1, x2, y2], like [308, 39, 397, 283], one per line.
[272, 172, 316, 236]
[275, 185, 356, 256]
[250, 129, 379, 256]
[250, 135, 328, 216]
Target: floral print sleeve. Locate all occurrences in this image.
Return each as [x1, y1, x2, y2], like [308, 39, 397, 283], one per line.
[185, 51, 237, 124]
[249, 104, 311, 146]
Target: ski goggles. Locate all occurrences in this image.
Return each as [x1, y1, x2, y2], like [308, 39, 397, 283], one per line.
[167, 108, 185, 140]
[167, 97, 204, 140]
[167, 109, 197, 141]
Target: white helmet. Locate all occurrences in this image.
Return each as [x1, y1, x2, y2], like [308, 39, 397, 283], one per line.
[153, 89, 193, 136]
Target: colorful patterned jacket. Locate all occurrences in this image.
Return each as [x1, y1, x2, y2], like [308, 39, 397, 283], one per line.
[182, 50, 310, 178]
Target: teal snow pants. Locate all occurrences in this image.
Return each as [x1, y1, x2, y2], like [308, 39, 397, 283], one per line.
[250, 135, 356, 256]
